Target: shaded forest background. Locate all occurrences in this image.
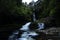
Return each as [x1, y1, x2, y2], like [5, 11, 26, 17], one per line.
[0, 0, 60, 40]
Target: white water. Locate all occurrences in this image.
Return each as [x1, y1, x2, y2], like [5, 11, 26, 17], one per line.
[38, 23, 44, 30]
[33, 13, 44, 30]
[33, 12, 44, 30]
[8, 10, 45, 40]
[8, 0, 45, 39]
[8, 30, 19, 40]
[20, 22, 31, 31]
[8, 11, 45, 40]
[8, 22, 38, 40]
[33, 13, 36, 22]
[19, 22, 38, 40]
[8, 22, 45, 40]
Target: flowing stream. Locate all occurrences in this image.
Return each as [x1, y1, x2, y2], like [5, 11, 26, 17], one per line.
[8, 0, 45, 40]
[8, 14, 45, 40]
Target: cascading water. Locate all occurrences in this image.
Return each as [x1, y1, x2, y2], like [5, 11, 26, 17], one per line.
[8, 13, 45, 40]
[8, 30, 19, 40]
[8, 14, 45, 40]
[8, 0, 45, 40]
[32, 0, 45, 30]
[20, 22, 31, 31]
[38, 23, 45, 30]
[33, 13, 45, 30]
[8, 22, 45, 40]
[8, 22, 38, 40]
[33, 13, 36, 22]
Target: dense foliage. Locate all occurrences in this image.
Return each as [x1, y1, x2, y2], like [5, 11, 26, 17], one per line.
[34, 0, 60, 27]
[35, 0, 56, 18]
[0, 0, 32, 25]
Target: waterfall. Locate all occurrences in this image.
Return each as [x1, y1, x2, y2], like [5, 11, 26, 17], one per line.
[8, 22, 38, 40]
[8, 15, 45, 40]
[33, 13, 36, 22]
[8, 0, 45, 40]
[8, 7, 45, 40]
[8, 22, 44, 40]
[38, 23, 44, 30]
[20, 22, 31, 31]
[32, 11, 44, 30]
[8, 30, 19, 40]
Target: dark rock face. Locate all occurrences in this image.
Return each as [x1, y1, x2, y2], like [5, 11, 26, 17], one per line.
[40, 16, 57, 29]
[0, 13, 26, 25]
[29, 22, 38, 30]
[32, 32, 48, 40]
[55, 0, 60, 27]
[0, 31, 11, 40]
